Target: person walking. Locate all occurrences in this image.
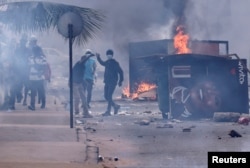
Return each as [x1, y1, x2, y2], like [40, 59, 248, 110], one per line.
[28, 46, 47, 111]
[71, 52, 95, 118]
[83, 49, 97, 109]
[96, 49, 123, 116]
[14, 34, 31, 105]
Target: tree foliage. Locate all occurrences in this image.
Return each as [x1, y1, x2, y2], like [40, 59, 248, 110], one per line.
[0, 1, 105, 45]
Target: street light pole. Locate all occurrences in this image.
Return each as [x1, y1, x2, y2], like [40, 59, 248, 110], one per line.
[57, 12, 84, 128]
[68, 24, 74, 128]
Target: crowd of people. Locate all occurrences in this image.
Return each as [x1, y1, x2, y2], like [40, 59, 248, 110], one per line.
[71, 48, 123, 118]
[0, 36, 124, 118]
[0, 35, 51, 111]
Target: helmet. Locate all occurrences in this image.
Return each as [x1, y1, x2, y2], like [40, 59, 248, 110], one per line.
[106, 49, 113, 56]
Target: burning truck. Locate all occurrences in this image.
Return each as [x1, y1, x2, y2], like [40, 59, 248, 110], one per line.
[126, 27, 249, 120]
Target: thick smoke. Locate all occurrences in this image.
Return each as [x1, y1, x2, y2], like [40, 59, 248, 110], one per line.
[22, 0, 250, 88]
[186, 0, 250, 60]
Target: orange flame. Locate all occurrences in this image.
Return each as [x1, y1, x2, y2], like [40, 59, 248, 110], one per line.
[173, 25, 191, 54]
[122, 82, 157, 99]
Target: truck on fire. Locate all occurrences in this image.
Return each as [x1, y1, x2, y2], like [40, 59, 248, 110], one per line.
[129, 39, 249, 119]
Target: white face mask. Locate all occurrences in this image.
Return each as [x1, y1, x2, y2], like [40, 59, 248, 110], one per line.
[106, 55, 113, 59]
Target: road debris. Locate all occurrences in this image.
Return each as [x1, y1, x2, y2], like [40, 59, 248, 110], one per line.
[98, 155, 104, 162]
[143, 110, 152, 114]
[238, 116, 250, 125]
[182, 125, 195, 132]
[171, 119, 182, 123]
[134, 119, 151, 126]
[139, 119, 150, 125]
[84, 126, 96, 132]
[156, 123, 174, 128]
[228, 130, 242, 138]
[182, 128, 191, 132]
[213, 112, 240, 122]
[114, 157, 119, 161]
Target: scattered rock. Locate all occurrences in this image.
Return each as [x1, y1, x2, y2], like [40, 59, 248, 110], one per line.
[84, 126, 96, 132]
[143, 110, 152, 114]
[172, 119, 182, 123]
[114, 157, 119, 161]
[98, 155, 104, 162]
[182, 128, 191, 132]
[228, 130, 242, 138]
[134, 119, 151, 125]
[139, 120, 150, 125]
[156, 123, 173, 128]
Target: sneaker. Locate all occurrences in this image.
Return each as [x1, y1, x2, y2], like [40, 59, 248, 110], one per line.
[28, 106, 35, 111]
[9, 106, 15, 110]
[83, 113, 93, 118]
[114, 105, 120, 115]
[7, 109, 13, 113]
[41, 105, 45, 109]
[102, 111, 111, 116]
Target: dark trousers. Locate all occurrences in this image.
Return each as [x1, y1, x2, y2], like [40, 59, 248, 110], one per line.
[104, 83, 117, 112]
[9, 82, 18, 108]
[16, 75, 29, 103]
[29, 80, 45, 108]
[83, 79, 94, 106]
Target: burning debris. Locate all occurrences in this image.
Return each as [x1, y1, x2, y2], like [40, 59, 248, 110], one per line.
[122, 82, 157, 100]
[128, 17, 248, 120]
[173, 25, 191, 54]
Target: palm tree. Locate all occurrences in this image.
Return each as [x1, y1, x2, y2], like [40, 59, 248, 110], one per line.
[0, 1, 105, 45]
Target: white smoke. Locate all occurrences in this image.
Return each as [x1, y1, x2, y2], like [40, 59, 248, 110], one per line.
[186, 0, 250, 59]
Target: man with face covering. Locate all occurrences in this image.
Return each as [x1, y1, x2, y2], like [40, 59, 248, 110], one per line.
[71, 51, 95, 118]
[96, 49, 123, 116]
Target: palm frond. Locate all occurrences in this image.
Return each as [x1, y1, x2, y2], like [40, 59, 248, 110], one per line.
[0, 1, 105, 45]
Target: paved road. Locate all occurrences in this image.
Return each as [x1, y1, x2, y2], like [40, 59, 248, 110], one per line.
[0, 92, 249, 168]
[0, 94, 100, 168]
[78, 100, 250, 168]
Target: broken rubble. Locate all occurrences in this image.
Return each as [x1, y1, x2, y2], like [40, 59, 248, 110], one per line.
[228, 130, 242, 138]
[238, 116, 250, 125]
[213, 112, 241, 122]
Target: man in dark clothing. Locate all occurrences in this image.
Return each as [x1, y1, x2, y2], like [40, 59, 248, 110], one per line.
[14, 35, 31, 105]
[28, 46, 47, 111]
[96, 49, 123, 116]
[70, 52, 95, 118]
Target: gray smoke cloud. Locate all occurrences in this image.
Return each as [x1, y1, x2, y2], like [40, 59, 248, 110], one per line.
[18, 0, 250, 83]
[186, 0, 250, 59]
[48, 0, 250, 59]
[5, 0, 250, 60]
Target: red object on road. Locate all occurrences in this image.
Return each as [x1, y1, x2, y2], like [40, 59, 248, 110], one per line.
[238, 116, 250, 125]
